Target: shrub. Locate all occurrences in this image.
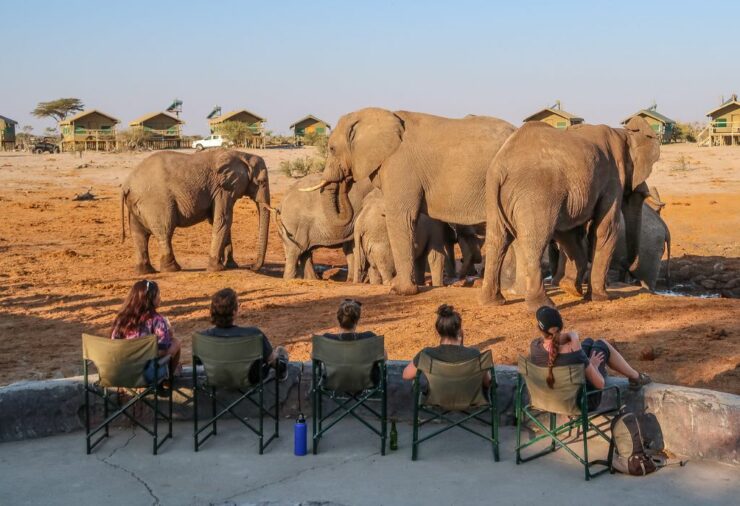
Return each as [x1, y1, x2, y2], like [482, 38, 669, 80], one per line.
[279, 156, 325, 178]
[116, 128, 149, 150]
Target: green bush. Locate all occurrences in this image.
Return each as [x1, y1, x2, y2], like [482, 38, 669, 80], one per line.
[279, 156, 325, 178]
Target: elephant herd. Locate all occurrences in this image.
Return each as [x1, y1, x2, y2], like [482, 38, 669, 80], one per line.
[120, 107, 671, 310]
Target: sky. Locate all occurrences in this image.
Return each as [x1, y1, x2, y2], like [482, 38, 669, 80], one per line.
[1, 0, 738, 136]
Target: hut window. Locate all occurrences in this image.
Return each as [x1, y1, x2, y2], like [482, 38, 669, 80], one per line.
[556, 121, 566, 128]
[715, 118, 727, 127]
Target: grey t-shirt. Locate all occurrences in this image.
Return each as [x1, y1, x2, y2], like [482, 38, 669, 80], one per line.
[529, 337, 589, 368]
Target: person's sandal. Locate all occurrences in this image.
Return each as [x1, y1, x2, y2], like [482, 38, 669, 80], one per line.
[629, 372, 652, 390]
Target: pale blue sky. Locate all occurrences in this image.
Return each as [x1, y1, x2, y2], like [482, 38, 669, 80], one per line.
[2, 0, 737, 135]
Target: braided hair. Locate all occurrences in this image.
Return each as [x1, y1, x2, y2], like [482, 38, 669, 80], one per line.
[536, 306, 564, 389]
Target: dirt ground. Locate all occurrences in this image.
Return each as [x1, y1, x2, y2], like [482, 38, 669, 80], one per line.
[0, 143, 738, 393]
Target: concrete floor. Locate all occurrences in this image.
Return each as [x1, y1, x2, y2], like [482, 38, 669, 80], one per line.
[0, 420, 737, 506]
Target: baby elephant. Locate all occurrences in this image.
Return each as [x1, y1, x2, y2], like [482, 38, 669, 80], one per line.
[353, 190, 446, 286]
[121, 149, 270, 274]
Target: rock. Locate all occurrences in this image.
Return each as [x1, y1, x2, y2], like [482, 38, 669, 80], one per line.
[63, 249, 78, 257]
[713, 262, 725, 273]
[706, 327, 728, 340]
[676, 265, 692, 280]
[700, 279, 717, 290]
[723, 278, 740, 290]
[321, 267, 344, 281]
[640, 345, 658, 361]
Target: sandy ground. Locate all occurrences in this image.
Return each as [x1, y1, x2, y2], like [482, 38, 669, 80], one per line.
[0, 143, 738, 393]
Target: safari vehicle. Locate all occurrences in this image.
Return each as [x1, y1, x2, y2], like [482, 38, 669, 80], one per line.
[191, 134, 230, 150]
[30, 139, 60, 154]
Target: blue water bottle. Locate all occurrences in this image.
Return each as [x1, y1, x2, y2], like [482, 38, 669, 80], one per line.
[294, 413, 307, 456]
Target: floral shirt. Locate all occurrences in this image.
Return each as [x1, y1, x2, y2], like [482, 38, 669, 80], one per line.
[111, 312, 173, 350]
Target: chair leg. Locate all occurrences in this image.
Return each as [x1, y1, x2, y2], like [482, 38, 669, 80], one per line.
[168, 386, 173, 438]
[381, 374, 387, 456]
[582, 414, 590, 481]
[212, 386, 218, 436]
[311, 385, 318, 455]
[411, 393, 420, 461]
[153, 389, 159, 456]
[549, 413, 557, 450]
[491, 402, 499, 462]
[193, 383, 199, 452]
[259, 384, 264, 455]
[515, 400, 522, 464]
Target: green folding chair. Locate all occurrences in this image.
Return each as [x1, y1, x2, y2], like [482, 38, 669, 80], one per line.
[412, 349, 498, 461]
[192, 332, 279, 454]
[82, 333, 173, 455]
[515, 356, 621, 481]
[311, 334, 387, 454]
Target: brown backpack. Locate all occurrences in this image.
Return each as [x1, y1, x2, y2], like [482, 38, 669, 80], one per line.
[611, 412, 663, 476]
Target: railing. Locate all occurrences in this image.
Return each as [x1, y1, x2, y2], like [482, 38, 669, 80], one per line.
[706, 121, 740, 134]
[141, 128, 181, 137]
[66, 129, 117, 139]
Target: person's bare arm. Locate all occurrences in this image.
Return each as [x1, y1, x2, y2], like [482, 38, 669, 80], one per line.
[482, 371, 492, 388]
[402, 361, 418, 381]
[584, 352, 605, 389]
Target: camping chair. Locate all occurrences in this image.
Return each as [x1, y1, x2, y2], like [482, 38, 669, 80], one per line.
[515, 356, 622, 481]
[412, 349, 499, 461]
[311, 334, 387, 454]
[191, 333, 279, 454]
[82, 333, 173, 455]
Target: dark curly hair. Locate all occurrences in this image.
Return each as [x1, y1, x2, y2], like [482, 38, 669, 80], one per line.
[210, 288, 238, 328]
[435, 304, 462, 339]
[111, 280, 160, 339]
[337, 299, 362, 330]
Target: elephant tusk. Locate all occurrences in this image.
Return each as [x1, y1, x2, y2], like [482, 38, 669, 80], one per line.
[299, 180, 329, 192]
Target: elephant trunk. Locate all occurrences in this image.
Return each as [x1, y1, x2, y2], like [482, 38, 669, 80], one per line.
[321, 180, 355, 234]
[622, 191, 646, 272]
[252, 202, 270, 271]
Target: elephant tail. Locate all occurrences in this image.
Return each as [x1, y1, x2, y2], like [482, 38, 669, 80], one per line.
[492, 170, 515, 237]
[664, 225, 671, 289]
[120, 189, 129, 243]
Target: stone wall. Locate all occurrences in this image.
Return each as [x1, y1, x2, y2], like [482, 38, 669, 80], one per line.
[0, 362, 737, 465]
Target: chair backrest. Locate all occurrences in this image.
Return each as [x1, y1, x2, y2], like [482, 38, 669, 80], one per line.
[518, 356, 585, 415]
[311, 334, 385, 392]
[417, 349, 492, 411]
[192, 332, 264, 389]
[82, 333, 158, 388]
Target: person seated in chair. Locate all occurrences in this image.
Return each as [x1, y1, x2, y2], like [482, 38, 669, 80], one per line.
[200, 288, 289, 383]
[530, 306, 651, 410]
[402, 304, 492, 389]
[111, 279, 181, 383]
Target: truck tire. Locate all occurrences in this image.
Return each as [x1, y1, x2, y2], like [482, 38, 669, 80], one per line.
[34, 148, 43, 154]
[195, 144, 204, 151]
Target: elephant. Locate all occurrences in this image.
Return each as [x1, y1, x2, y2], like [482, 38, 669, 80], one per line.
[353, 190, 446, 286]
[300, 108, 516, 295]
[480, 117, 660, 310]
[444, 224, 485, 279]
[276, 173, 374, 280]
[121, 149, 270, 274]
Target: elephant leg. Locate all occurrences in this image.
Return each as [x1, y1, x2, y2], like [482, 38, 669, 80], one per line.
[479, 215, 513, 305]
[384, 200, 421, 295]
[157, 228, 181, 272]
[413, 254, 427, 286]
[587, 199, 621, 301]
[222, 229, 239, 269]
[342, 242, 354, 283]
[427, 248, 445, 287]
[511, 242, 528, 295]
[368, 266, 382, 285]
[548, 241, 563, 284]
[443, 238, 457, 279]
[301, 252, 318, 280]
[207, 196, 234, 272]
[553, 230, 587, 297]
[282, 242, 301, 280]
[129, 214, 156, 274]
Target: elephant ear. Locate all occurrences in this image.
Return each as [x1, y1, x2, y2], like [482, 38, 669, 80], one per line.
[624, 117, 660, 191]
[213, 150, 244, 194]
[348, 109, 405, 182]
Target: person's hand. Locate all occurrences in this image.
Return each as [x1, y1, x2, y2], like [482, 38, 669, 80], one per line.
[589, 351, 605, 370]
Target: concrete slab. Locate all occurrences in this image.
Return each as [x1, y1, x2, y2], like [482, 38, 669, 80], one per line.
[0, 420, 737, 506]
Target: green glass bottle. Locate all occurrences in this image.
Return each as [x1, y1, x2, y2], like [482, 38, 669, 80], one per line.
[389, 420, 398, 451]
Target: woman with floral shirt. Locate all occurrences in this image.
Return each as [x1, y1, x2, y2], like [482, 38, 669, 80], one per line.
[111, 280, 181, 382]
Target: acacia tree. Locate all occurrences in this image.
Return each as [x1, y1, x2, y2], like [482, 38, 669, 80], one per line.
[218, 121, 252, 147]
[31, 98, 84, 122]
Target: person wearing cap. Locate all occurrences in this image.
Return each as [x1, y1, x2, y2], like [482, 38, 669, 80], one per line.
[530, 306, 651, 410]
[200, 288, 289, 382]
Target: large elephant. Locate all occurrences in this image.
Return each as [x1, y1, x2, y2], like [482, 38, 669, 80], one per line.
[276, 173, 374, 279]
[480, 117, 660, 309]
[353, 189, 446, 286]
[300, 108, 516, 295]
[121, 149, 270, 274]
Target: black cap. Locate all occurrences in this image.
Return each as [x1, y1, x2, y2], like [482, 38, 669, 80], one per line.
[536, 306, 563, 333]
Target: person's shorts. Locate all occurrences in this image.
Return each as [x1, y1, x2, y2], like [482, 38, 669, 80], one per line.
[581, 338, 610, 411]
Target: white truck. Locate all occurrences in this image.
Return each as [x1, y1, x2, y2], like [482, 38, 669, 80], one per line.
[191, 134, 230, 150]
